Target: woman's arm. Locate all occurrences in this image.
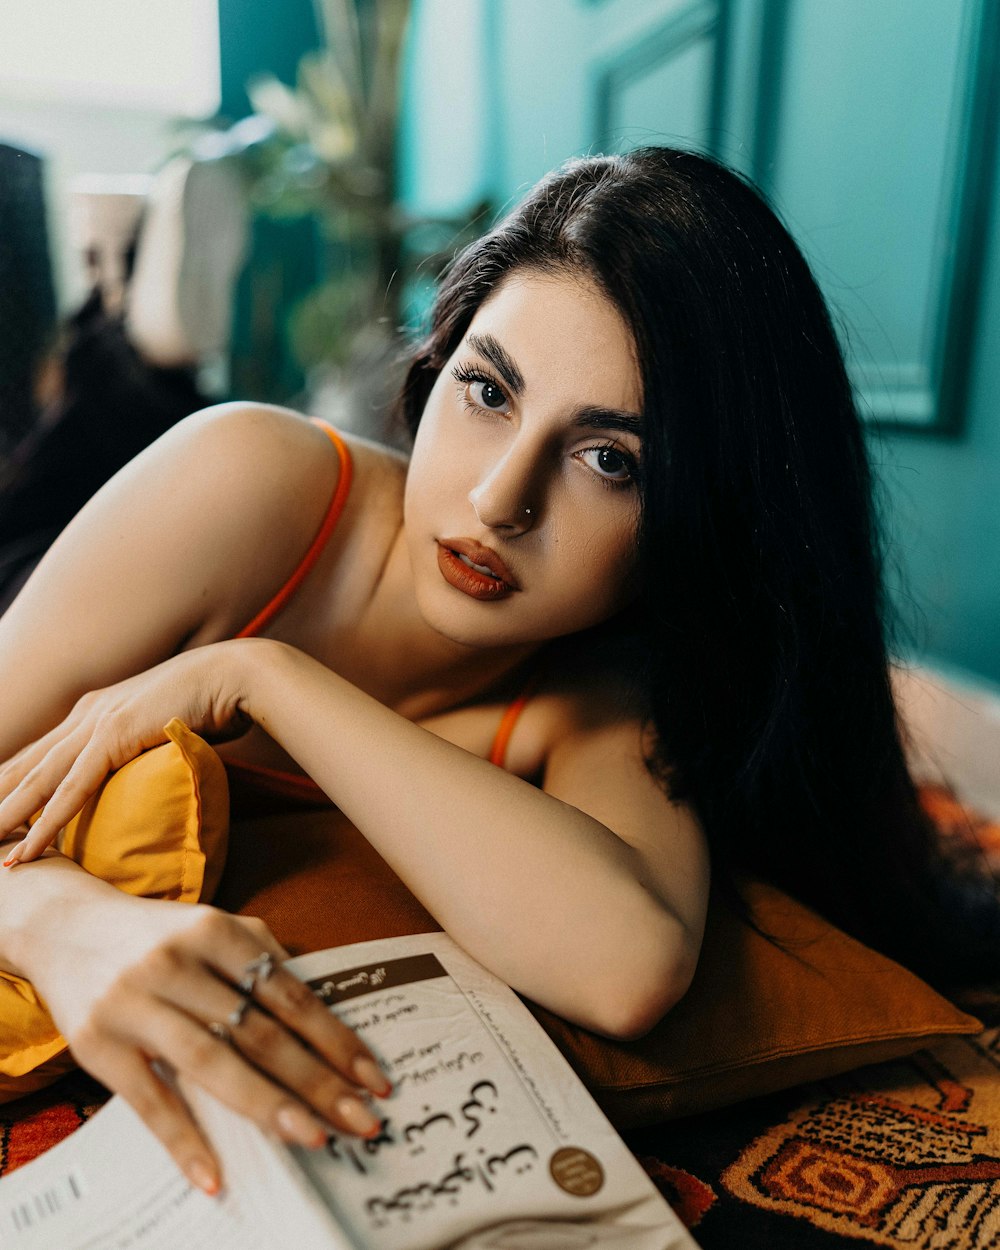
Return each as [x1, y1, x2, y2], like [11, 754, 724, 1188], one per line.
[3, 638, 709, 1039]
[0, 402, 338, 761]
[246, 641, 709, 1038]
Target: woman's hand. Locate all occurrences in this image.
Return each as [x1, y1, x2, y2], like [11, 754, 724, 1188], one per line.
[0, 643, 253, 865]
[29, 883, 392, 1195]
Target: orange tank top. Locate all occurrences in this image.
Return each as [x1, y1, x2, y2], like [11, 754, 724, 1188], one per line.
[225, 418, 532, 807]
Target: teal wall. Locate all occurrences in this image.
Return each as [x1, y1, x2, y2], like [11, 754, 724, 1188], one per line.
[218, 0, 318, 116]
[879, 206, 1000, 681]
[218, 0, 321, 400]
[398, 0, 500, 214]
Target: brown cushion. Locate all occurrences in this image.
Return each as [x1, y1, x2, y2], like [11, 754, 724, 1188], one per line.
[219, 807, 981, 1127]
[527, 880, 981, 1126]
[216, 807, 439, 951]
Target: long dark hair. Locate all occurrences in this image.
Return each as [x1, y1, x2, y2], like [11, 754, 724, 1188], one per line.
[396, 146, 996, 985]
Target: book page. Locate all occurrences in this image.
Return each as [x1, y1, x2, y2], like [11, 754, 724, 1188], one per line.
[0, 933, 698, 1250]
[277, 933, 698, 1250]
[0, 1093, 350, 1250]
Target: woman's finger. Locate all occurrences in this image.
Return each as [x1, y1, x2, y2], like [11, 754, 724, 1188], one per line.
[151, 1001, 333, 1147]
[5, 708, 173, 861]
[151, 971, 385, 1141]
[8, 736, 121, 861]
[0, 729, 60, 788]
[151, 912, 391, 1103]
[77, 1041, 222, 1196]
[0, 739, 62, 812]
[0, 741, 42, 795]
[0, 732, 110, 862]
[0, 742, 91, 859]
[190, 916, 392, 1099]
[0, 704, 89, 794]
[104, 992, 351, 1151]
[246, 963, 392, 1097]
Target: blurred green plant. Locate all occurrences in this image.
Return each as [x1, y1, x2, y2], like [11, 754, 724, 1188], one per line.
[187, 0, 487, 425]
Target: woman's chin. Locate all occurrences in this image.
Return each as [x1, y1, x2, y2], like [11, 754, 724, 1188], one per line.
[413, 588, 537, 652]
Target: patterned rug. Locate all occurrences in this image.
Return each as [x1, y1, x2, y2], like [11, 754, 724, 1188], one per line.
[625, 997, 1000, 1248]
[0, 1071, 107, 1177]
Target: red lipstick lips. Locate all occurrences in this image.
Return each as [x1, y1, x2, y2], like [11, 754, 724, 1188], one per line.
[437, 539, 519, 601]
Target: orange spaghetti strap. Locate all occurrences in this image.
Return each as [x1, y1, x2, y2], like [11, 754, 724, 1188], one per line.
[236, 418, 353, 639]
[489, 672, 543, 768]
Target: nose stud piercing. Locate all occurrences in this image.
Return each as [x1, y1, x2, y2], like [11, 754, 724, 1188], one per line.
[524, 507, 532, 518]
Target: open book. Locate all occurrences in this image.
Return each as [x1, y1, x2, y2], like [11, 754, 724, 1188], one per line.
[0, 933, 700, 1249]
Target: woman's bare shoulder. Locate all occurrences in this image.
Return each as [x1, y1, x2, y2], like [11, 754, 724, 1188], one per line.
[168, 401, 337, 490]
[0, 403, 344, 750]
[494, 635, 640, 779]
[117, 402, 350, 636]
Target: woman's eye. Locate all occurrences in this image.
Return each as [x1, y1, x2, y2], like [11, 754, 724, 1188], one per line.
[469, 379, 510, 412]
[580, 445, 635, 484]
[451, 365, 512, 416]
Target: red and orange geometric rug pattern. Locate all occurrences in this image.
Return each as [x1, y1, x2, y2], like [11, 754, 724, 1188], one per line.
[623, 993, 1000, 1249]
[721, 1030, 1000, 1245]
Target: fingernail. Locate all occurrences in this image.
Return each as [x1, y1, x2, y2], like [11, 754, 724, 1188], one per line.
[337, 1094, 382, 1137]
[352, 1055, 392, 1098]
[276, 1104, 327, 1148]
[188, 1159, 220, 1196]
[3, 846, 21, 868]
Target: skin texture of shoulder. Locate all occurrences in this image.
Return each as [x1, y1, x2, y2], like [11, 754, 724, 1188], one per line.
[0, 403, 343, 759]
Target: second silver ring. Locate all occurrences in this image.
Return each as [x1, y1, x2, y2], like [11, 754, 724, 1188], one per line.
[227, 993, 253, 1029]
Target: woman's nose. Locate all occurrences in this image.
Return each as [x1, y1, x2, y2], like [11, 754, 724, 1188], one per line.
[468, 447, 539, 534]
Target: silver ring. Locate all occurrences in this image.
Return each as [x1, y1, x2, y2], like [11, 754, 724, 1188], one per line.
[208, 1021, 232, 1045]
[227, 993, 253, 1029]
[240, 951, 276, 995]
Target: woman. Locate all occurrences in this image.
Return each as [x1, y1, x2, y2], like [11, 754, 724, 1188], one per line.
[0, 147, 985, 1195]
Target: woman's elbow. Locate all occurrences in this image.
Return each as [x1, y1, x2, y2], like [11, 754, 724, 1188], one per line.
[586, 915, 700, 1042]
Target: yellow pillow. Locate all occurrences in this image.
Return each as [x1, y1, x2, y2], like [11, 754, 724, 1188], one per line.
[0, 719, 228, 1101]
[58, 718, 228, 901]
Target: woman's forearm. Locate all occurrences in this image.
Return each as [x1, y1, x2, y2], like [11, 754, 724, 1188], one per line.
[236, 639, 686, 1036]
[0, 844, 118, 981]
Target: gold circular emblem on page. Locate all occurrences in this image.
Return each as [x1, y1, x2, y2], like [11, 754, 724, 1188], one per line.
[549, 1146, 605, 1196]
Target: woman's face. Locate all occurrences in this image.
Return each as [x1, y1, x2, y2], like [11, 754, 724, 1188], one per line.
[404, 268, 644, 650]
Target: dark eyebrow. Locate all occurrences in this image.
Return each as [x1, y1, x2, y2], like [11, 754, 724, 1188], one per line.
[572, 408, 645, 438]
[467, 333, 525, 396]
[467, 331, 644, 436]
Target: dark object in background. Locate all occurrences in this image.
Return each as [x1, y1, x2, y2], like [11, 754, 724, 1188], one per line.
[0, 144, 57, 452]
[0, 289, 209, 614]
